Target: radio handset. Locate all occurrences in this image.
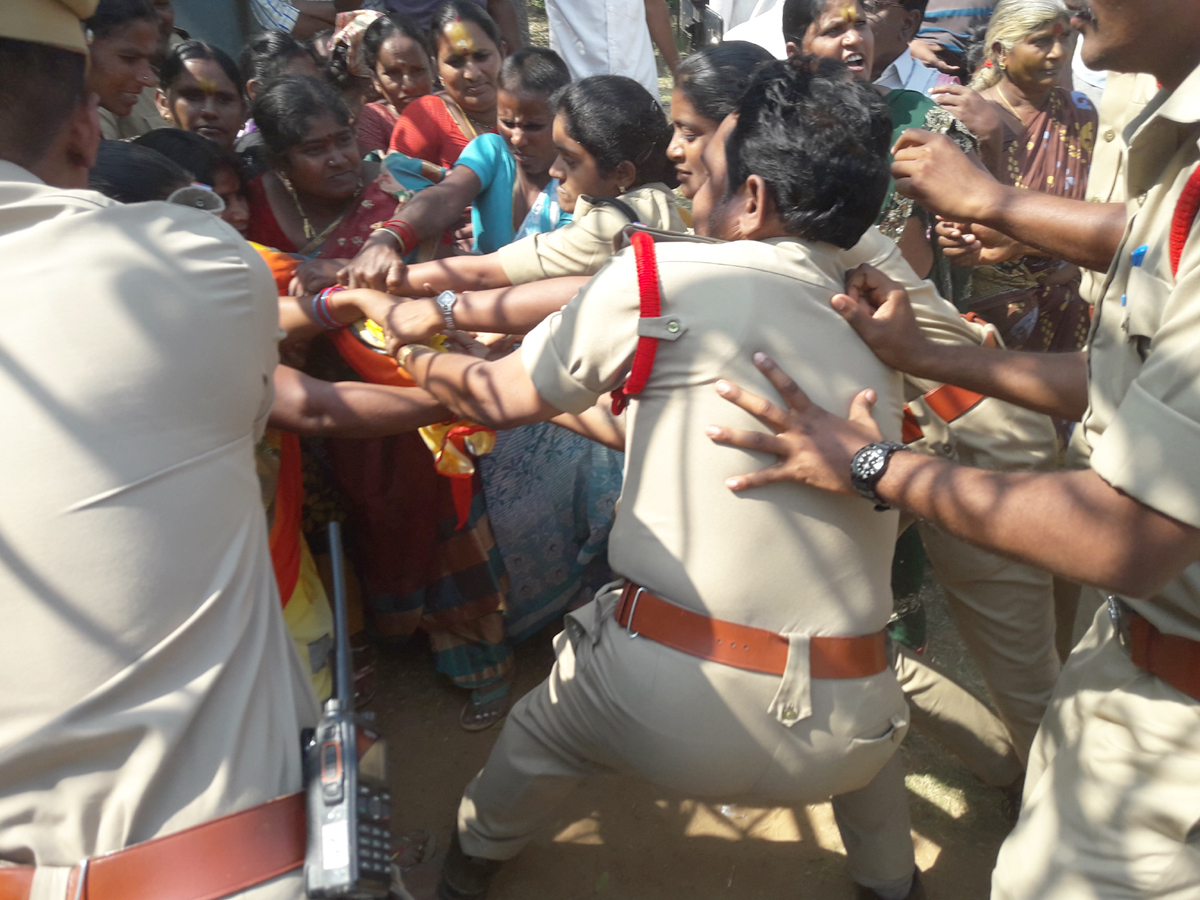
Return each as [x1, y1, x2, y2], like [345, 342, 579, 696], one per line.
[303, 522, 392, 898]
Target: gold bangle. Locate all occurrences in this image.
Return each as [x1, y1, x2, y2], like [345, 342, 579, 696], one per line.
[396, 344, 416, 369]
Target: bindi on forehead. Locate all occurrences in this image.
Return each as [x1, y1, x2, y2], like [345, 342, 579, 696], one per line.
[444, 19, 477, 54]
[1051, 21, 1065, 37]
[196, 77, 220, 94]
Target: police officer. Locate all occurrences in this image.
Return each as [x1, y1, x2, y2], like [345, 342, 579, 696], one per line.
[397, 59, 924, 900]
[708, 1, 1200, 894]
[0, 3, 318, 898]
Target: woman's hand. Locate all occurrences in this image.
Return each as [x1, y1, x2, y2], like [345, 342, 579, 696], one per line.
[936, 219, 1026, 266]
[930, 84, 1002, 144]
[705, 353, 882, 495]
[380, 298, 445, 351]
[325, 287, 401, 330]
[290, 259, 342, 296]
[338, 233, 405, 291]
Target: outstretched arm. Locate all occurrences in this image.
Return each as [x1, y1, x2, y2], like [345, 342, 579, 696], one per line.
[892, 130, 1126, 273]
[398, 345, 561, 429]
[268, 365, 449, 438]
[833, 264, 1090, 420]
[705, 355, 1200, 599]
[335, 276, 589, 346]
[338, 167, 485, 291]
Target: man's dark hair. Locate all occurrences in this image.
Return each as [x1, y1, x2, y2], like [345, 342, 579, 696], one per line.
[85, 0, 158, 39]
[240, 30, 315, 87]
[430, 1, 503, 53]
[89, 140, 192, 203]
[0, 38, 88, 167]
[553, 75, 678, 188]
[362, 13, 431, 72]
[252, 75, 352, 164]
[133, 128, 243, 188]
[676, 41, 774, 123]
[160, 40, 243, 95]
[724, 57, 892, 248]
[499, 47, 570, 97]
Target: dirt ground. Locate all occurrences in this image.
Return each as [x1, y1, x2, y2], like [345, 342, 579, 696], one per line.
[368, 579, 1015, 900]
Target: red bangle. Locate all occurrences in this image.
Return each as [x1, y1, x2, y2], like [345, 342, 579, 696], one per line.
[378, 219, 419, 256]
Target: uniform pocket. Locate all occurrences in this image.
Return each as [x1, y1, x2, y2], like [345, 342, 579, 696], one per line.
[1125, 265, 1171, 358]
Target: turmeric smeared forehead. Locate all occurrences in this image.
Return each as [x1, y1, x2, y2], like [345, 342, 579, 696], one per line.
[444, 18, 476, 54]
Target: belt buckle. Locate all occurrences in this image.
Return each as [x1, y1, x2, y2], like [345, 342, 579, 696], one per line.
[624, 587, 645, 639]
[1107, 594, 1132, 649]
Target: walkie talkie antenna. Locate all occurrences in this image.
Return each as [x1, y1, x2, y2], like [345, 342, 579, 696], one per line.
[328, 521, 354, 711]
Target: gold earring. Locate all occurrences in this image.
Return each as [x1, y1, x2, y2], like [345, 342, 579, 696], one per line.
[618, 184, 627, 195]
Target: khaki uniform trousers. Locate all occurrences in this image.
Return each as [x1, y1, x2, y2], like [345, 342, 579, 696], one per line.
[991, 606, 1200, 899]
[919, 525, 1061, 764]
[893, 645, 1024, 788]
[457, 589, 915, 896]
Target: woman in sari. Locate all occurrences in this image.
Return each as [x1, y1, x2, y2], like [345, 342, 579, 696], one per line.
[246, 74, 513, 727]
[154, 41, 246, 154]
[357, 14, 436, 156]
[388, 0, 506, 168]
[951, 0, 1096, 355]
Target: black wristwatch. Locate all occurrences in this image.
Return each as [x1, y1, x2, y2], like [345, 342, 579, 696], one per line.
[850, 441, 908, 511]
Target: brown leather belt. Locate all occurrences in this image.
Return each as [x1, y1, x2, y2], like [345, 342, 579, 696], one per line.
[615, 582, 888, 679]
[1128, 609, 1200, 703]
[0, 792, 305, 900]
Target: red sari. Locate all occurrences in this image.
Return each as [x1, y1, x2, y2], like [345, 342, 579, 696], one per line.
[248, 168, 512, 693]
[388, 92, 496, 168]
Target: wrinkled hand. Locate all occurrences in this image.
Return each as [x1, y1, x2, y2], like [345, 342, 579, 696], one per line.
[936, 219, 1025, 266]
[291, 258, 342, 296]
[831, 264, 937, 375]
[705, 354, 882, 495]
[930, 84, 1003, 146]
[892, 130, 1001, 223]
[337, 236, 405, 291]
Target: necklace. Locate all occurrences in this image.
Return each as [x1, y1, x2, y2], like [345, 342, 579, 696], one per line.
[277, 171, 363, 242]
[995, 81, 1047, 126]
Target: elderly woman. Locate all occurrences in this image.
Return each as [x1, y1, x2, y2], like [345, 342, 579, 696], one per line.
[951, 0, 1098, 355]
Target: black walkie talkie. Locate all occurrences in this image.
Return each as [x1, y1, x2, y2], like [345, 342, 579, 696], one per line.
[304, 522, 392, 898]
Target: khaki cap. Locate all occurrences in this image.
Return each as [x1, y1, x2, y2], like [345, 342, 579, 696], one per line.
[0, 0, 99, 55]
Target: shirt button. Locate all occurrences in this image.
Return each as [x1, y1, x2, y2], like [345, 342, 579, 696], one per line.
[1103, 128, 1116, 142]
[782, 706, 798, 721]
[667, 320, 680, 333]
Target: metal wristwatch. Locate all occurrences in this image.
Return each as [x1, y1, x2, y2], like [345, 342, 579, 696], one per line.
[435, 289, 458, 332]
[849, 441, 908, 511]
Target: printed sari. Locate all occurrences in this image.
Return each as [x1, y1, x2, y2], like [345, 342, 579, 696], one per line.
[966, 87, 1098, 354]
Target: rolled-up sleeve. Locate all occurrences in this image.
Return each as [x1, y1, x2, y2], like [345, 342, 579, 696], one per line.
[520, 253, 641, 414]
[499, 206, 628, 284]
[1091, 262, 1200, 529]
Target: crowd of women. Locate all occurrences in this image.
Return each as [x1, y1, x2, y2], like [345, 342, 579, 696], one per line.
[81, 0, 1102, 790]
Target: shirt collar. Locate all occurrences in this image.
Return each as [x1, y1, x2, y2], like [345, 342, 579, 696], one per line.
[1154, 58, 1200, 127]
[0, 160, 45, 185]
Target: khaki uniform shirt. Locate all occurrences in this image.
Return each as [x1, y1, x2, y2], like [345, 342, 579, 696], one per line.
[522, 230, 909, 641]
[98, 86, 171, 141]
[1079, 73, 1160, 305]
[498, 183, 685, 284]
[0, 162, 318, 887]
[1080, 63, 1200, 642]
